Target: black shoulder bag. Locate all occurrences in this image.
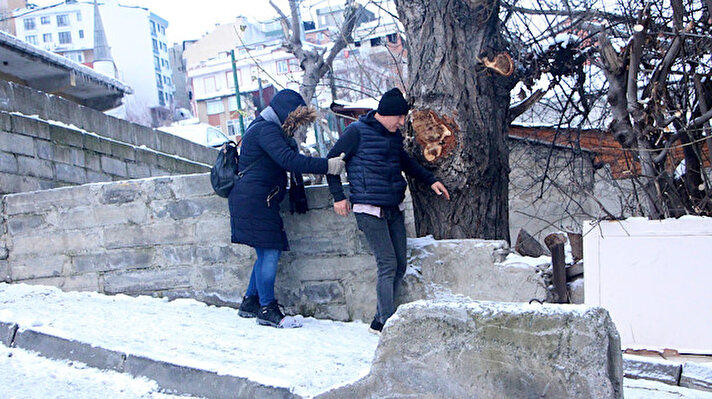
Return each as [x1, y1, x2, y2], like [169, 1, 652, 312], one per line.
[210, 140, 263, 198]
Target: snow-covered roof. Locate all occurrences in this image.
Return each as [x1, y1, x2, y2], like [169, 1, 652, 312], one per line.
[332, 97, 379, 110]
[0, 30, 131, 111]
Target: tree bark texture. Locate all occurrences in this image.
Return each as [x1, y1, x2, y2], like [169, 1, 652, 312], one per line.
[395, 0, 512, 241]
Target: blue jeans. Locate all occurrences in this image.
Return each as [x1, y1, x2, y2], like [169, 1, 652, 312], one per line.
[355, 207, 407, 325]
[245, 248, 282, 307]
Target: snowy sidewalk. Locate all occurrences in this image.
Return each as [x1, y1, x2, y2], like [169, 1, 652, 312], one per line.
[0, 283, 378, 398]
[2, 283, 712, 399]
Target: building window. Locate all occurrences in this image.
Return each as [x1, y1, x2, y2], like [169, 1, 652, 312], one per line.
[152, 39, 158, 53]
[25, 35, 37, 45]
[276, 60, 288, 74]
[387, 33, 398, 43]
[156, 73, 163, 88]
[160, 25, 165, 35]
[40, 16, 50, 25]
[226, 71, 239, 89]
[158, 90, 165, 106]
[154, 56, 160, 71]
[206, 99, 224, 115]
[58, 31, 72, 44]
[288, 58, 300, 72]
[203, 76, 216, 93]
[228, 96, 238, 111]
[317, 32, 324, 41]
[76, 12, 82, 22]
[23, 18, 36, 30]
[57, 14, 70, 27]
[65, 51, 84, 63]
[354, 41, 361, 47]
[370, 37, 383, 46]
[227, 119, 241, 136]
[150, 21, 156, 36]
[78, 30, 84, 39]
[42, 33, 52, 43]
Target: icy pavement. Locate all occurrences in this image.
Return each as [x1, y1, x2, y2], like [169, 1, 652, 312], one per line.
[2, 283, 712, 399]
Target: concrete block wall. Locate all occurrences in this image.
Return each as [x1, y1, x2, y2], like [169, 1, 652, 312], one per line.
[0, 173, 546, 322]
[508, 138, 599, 241]
[0, 110, 212, 195]
[0, 79, 218, 196]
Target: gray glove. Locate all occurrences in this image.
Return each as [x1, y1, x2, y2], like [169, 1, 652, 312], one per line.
[327, 153, 346, 175]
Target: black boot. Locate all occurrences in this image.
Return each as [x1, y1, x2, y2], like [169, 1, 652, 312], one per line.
[238, 295, 259, 318]
[256, 301, 286, 327]
[369, 318, 383, 335]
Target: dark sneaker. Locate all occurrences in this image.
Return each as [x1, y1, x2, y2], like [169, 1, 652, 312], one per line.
[369, 318, 383, 335]
[257, 301, 303, 328]
[238, 295, 259, 318]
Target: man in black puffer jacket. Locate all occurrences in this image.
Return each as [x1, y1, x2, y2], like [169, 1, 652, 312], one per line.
[326, 88, 450, 334]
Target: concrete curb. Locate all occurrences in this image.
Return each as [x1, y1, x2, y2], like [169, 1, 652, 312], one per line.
[1, 323, 302, 398]
[623, 354, 681, 385]
[681, 362, 712, 392]
[13, 329, 126, 372]
[0, 321, 17, 347]
[125, 354, 299, 399]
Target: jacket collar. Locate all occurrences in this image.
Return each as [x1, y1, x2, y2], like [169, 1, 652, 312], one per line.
[359, 110, 394, 135]
[260, 106, 281, 126]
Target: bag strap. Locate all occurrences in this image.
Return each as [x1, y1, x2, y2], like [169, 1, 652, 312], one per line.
[235, 136, 266, 178]
[237, 155, 265, 177]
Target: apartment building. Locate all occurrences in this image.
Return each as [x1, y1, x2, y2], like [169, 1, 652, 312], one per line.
[184, 16, 303, 136]
[188, 43, 300, 137]
[13, 0, 174, 127]
[0, 0, 25, 35]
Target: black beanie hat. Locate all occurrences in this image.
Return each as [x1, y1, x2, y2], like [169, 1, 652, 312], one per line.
[377, 88, 409, 116]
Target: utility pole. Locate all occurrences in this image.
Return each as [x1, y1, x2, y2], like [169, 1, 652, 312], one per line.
[230, 49, 245, 135]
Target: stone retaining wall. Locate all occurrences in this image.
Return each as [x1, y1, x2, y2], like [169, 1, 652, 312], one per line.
[0, 79, 216, 196]
[0, 111, 210, 195]
[0, 173, 546, 321]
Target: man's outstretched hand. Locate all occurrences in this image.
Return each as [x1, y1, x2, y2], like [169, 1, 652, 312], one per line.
[430, 181, 450, 200]
[334, 199, 351, 216]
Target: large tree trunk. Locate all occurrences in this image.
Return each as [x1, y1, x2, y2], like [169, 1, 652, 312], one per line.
[395, 0, 512, 241]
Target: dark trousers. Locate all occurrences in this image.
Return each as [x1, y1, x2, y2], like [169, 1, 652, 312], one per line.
[355, 207, 407, 325]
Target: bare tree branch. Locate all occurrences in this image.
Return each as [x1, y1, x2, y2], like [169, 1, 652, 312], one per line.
[508, 89, 546, 124]
[322, 2, 362, 75]
[689, 107, 712, 130]
[626, 5, 648, 124]
[693, 74, 712, 170]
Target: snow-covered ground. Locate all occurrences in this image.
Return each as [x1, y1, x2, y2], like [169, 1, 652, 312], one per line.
[2, 283, 711, 399]
[0, 283, 378, 398]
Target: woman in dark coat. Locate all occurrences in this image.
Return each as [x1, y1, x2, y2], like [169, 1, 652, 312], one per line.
[229, 89, 344, 328]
